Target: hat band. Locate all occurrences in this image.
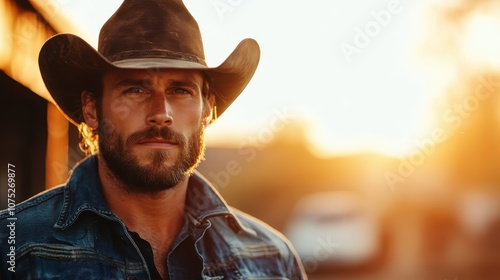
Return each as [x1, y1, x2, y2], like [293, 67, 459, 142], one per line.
[107, 49, 206, 65]
[111, 58, 209, 69]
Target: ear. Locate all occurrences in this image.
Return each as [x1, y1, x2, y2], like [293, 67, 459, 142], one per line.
[81, 90, 99, 129]
[203, 94, 216, 126]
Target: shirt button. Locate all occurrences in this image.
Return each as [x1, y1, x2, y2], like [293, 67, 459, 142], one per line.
[126, 276, 137, 280]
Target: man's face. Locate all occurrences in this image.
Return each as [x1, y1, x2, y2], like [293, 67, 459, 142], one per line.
[94, 68, 212, 194]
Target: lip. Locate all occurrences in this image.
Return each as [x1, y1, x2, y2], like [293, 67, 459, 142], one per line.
[137, 137, 177, 149]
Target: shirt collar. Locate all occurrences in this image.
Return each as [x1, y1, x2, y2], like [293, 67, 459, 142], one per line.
[54, 155, 253, 235]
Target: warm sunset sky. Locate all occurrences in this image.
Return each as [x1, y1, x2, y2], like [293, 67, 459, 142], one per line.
[58, 0, 500, 157]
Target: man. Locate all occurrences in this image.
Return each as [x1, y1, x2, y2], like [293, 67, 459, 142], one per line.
[0, 0, 307, 279]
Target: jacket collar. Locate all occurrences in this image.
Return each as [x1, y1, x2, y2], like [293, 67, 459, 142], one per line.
[184, 172, 255, 235]
[54, 155, 252, 234]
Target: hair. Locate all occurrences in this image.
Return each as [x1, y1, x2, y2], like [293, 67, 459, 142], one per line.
[78, 74, 215, 156]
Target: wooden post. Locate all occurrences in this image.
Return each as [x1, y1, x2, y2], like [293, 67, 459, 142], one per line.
[45, 102, 69, 189]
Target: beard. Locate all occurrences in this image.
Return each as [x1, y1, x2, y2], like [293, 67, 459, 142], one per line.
[98, 123, 205, 195]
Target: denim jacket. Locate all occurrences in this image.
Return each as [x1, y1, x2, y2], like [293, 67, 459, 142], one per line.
[0, 156, 306, 279]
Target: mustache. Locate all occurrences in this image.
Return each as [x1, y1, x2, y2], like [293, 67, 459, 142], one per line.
[126, 126, 185, 146]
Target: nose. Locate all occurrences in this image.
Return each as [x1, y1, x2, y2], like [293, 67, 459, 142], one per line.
[146, 93, 173, 126]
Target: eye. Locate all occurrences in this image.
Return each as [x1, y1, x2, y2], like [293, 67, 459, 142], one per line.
[170, 88, 192, 95]
[123, 87, 146, 95]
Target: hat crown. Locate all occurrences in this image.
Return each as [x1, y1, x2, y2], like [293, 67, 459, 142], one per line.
[98, 0, 206, 64]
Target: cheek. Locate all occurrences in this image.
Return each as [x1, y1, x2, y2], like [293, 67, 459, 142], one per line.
[175, 101, 205, 125]
[107, 97, 140, 121]
[100, 99, 144, 137]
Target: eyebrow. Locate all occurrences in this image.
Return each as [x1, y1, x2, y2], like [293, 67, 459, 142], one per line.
[112, 77, 201, 91]
[113, 78, 144, 88]
[169, 79, 201, 90]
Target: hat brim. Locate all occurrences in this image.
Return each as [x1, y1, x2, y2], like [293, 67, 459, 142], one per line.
[39, 34, 260, 126]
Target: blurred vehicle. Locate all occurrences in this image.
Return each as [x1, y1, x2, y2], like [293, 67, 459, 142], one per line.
[285, 191, 388, 273]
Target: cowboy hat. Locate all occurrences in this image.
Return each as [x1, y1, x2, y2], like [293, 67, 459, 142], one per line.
[39, 0, 260, 126]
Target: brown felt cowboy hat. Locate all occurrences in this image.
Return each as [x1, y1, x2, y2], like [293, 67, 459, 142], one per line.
[39, 0, 260, 126]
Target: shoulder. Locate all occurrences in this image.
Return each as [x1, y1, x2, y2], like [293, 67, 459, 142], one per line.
[0, 185, 65, 233]
[232, 207, 303, 258]
[1, 185, 65, 217]
[204, 207, 296, 257]
[231, 207, 291, 245]
[200, 208, 307, 279]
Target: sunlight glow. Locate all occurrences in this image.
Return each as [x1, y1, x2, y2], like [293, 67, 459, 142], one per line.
[462, 11, 500, 69]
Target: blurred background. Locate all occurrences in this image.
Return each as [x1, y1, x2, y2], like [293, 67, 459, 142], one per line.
[2, 0, 500, 279]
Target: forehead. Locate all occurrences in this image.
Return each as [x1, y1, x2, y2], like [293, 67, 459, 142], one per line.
[102, 68, 204, 86]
